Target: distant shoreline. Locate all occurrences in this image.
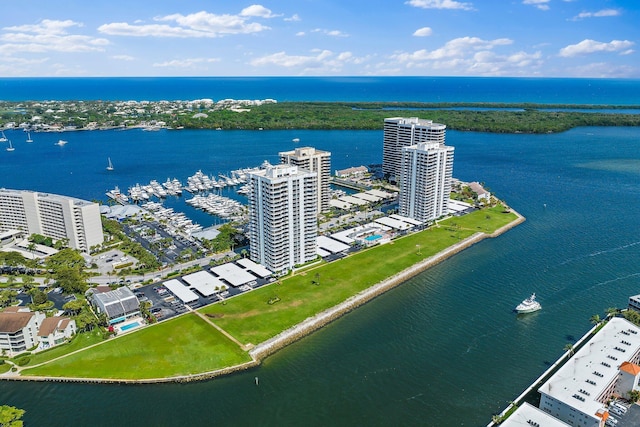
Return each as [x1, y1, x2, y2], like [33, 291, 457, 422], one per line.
[5, 209, 525, 385]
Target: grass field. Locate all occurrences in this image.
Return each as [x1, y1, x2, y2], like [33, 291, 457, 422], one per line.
[200, 205, 518, 345]
[18, 329, 104, 367]
[23, 314, 252, 379]
[24, 205, 517, 379]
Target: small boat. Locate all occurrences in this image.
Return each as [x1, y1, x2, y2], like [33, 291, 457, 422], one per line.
[26, 132, 33, 143]
[56, 139, 68, 146]
[106, 157, 114, 171]
[0, 131, 7, 142]
[292, 138, 300, 143]
[515, 293, 541, 314]
[6, 140, 14, 152]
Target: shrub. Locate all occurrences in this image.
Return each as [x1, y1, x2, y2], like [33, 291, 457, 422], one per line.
[15, 356, 30, 366]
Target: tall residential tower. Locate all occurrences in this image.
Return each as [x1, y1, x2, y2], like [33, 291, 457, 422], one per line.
[247, 164, 318, 274]
[398, 142, 454, 223]
[279, 146, 331, 214]
[383, 117, 446, 183]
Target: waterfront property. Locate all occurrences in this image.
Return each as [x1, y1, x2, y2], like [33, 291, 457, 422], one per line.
[0, 308, 45, 356]
[0, 189, 103, 253]
[37, 316, 76, 351]
[279, 146, 332, 214]
[88, 287, 140, 325]
[399, 141, 455, 223]
[537, 317, 640, 427]
[247, 164, 318, 274]
[500, 402, 571, 427]
[382, 117, 447, 183]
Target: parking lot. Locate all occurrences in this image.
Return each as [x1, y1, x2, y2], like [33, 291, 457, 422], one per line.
[609, 401, 640, 427]
[133, 267, 274, 323]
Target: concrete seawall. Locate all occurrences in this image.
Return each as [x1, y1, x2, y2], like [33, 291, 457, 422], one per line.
[4, 210, 525, 385]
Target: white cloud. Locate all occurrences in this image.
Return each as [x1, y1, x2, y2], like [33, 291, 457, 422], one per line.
[571, 9, 620, 21]
[296, 31, 306, 37]
[0, 20, 109, 55]
[413, 27, 433, 37]
[406, 0, 474, 11]
[113, 55, 134, 61]
[99, 9, 273, 38]
[240, 5, 279, 18]
[388, 36, 541, 76]
[523, 0, 550, 11]
[559, 39, 634, 57]
[250, 49, 365, 73]
[284, 14, 301, 22]
[563, 62, 637, 78]
[311, 28, 349, 37]
[153, 57, 220, 68]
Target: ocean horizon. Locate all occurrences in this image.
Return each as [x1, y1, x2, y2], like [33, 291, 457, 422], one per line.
[1, 76, 640, 105]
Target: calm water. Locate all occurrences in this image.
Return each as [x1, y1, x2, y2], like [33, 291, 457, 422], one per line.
[1, 125, 640, 426]
[1, 76, 640, 104]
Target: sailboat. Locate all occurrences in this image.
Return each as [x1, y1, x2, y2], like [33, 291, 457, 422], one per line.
[106, 157, 114, 171]
[26, 132, 33, 143]
[0, 131, 7, 142]
[6, 140, 15, 152]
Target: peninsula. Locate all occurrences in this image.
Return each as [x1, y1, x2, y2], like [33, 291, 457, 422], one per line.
[4, 204, 523, 383]
[1, 100, 640, 134]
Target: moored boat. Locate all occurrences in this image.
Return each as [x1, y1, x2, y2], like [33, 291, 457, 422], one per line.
[515, 293, 541, 314]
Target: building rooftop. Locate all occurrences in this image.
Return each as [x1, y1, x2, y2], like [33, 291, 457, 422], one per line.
[538, 317, 640, 419]
[500, 402, 571, 427]
[0, 311, 35, 333]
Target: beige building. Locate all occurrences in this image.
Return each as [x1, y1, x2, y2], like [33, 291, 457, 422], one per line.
[0, 308, 46, 355]
[0, 188, 103, 253]
[279, 146, 331, 213]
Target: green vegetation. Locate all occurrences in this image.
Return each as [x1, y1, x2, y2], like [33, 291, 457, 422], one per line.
[23, 314, 252, 379]
[0, 405, 25, 427]
[23, 205, 517, 379]
[16, 329, 103, 367]
[2, 100, 640, 134]
[200, 205, 515, 345]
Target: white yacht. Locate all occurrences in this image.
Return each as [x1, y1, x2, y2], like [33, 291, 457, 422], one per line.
[56, 139, 68, 146]
[26, 132, 33, 143]
[0, 131, 7, 142]
[515, 293, 541, 314]
[106, 157, 114, 171]
[6, 140, 15, 152]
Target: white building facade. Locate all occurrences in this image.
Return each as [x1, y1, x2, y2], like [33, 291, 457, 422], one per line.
[398, 142, 454, 223]
[383, 117, 446, 183]
[0, 189, 103, 253]
[248, 164, 318, 274]
[279, 146, 331, 214]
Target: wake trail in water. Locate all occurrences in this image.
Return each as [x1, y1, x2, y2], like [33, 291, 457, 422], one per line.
[540, 272, 640, 309]
[558, 240, 640, 266]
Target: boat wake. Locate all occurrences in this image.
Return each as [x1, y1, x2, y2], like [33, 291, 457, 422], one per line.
[558, 240, 640, 266]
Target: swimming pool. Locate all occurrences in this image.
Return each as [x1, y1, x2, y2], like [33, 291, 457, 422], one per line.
[364, 234, 382, 241]
[120, 321, 141, 332]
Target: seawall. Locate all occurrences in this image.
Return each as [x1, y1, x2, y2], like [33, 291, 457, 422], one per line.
[4, 209, 525, 385]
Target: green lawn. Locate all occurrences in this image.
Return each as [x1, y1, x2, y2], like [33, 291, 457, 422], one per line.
[22, 205, 518, 380]
[200, 205, 518, 345]
[19, 329, 104, 367]
[23, 314, 251, 379]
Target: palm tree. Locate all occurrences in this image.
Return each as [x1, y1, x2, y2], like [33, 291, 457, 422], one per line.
[564, 343, 575, 356]
[590, 314, 601, 325]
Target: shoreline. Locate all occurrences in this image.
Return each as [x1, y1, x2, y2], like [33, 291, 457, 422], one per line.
[4, 209, 525, 385]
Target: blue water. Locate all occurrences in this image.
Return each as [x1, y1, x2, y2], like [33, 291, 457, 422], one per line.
[0, 78, 639, 426]
[1, 76, 639, 104]
[364, 235, 383, 241]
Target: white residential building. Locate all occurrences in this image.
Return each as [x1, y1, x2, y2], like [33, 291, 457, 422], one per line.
[0, 308, 46, 355]
[538, 317, 640, 427]
[279, 146, 331, 213]
[383, 117, 446, 183]
[37, 316, 76, 350]
[398, 142, 454, 222]
[0, 188, 103, 253]
[248, 164, 318, 274]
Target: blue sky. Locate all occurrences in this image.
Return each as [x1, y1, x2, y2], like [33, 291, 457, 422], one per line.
[1, 0, 637, 77]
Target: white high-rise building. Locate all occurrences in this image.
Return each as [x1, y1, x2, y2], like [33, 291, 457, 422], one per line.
[279, 146, 331, 214]
[383, 117, 446, 183]
[247, 164, 318, 274]
[398, 142, 454, 222]
[0, 189, 103, 253]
